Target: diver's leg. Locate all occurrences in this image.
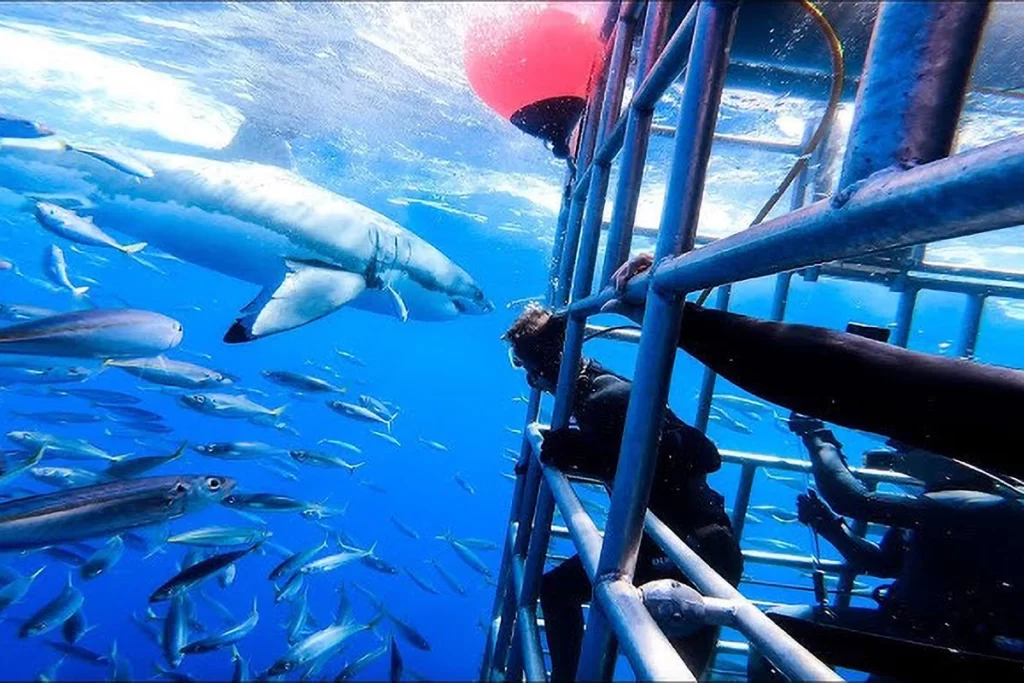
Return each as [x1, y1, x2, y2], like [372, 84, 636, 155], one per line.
[539, 555, 590, 681]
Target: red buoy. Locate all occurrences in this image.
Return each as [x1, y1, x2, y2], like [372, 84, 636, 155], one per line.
[465, 4, 605, 158]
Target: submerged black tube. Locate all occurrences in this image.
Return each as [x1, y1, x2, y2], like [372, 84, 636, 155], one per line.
[678, 302, 1024, 479]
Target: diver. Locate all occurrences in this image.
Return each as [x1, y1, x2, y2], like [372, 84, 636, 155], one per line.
[604, 253, 1024, 480]
[779, 413, 1024, 664]
[503, 304, 743, 680]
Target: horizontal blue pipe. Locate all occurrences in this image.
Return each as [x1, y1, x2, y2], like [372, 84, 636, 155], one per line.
[652, 133, 1024, 296]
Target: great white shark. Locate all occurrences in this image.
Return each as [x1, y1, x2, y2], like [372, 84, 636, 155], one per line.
[0, 119, 493, 342]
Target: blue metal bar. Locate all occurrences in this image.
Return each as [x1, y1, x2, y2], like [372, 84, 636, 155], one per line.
[719, 448, 919, 486]
[650, 133, 1024, 298]
[528, 425, 603, 579]
[838, 1, 991, 190]
[598, 0, 673, 285]
[554, 49, 614, 304]
[508, 7, 640, 680]
[489, 167, 578, 681]
[632, 3, 698, 111]
[511, 556, 547, 682]
[592, 579, 697, 681]
[769, 272, 793, 322]
[729, 463, 757, 538]
[956, 294, 986, 359]
[890, 284, 918, 348]
[652, 125, 804, 154]
[576, 3, 741, 680]
[645, 512, 842, 681]
[693, 284, 732, 432]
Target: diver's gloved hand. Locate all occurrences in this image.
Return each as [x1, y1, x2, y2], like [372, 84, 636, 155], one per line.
[539, 428, 583, 470]
[788, 412, 843, 449]
[797, 490, 842, 533]
[600, 253, 654, 324]
[611, 252, 654, 293]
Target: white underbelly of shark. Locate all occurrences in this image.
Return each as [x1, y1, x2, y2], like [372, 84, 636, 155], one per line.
[0, 128, 493, 342]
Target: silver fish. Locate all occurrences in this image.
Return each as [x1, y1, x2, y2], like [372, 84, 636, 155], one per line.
[21, 572, 84, 638]
[192, 441, 283, 460]
[106, 356, 232, 388]
[335, 644, 387, 681]
[0, 113, 54, 138]
[453, 472, 476, 496]
[8, 432, 121, 463]
[371, 431, 401, 447]
[80, 535, 124, 579]
[426, 558, 466, 596]
[180, 393, 285, 420]
[404, 566, 440, 595]
[167, 526, 271, 548]
[163, 595, 187, 668]
[418, 437, 448, 452]
[390, 516, 419, 540]
[0, 309, 183, 359]
[353, 584, 431, 652]
[326, 400, 395, 429]
[263, 614, 382, 678]
[180, 597, 258, 654]
[317, 439, 361, 454]
[299, 545, 371, 575]
[30, 465, 102, 490]
[34, 202, 147, 254]
[150, 543, 261, 603]
[0, 474, 234, 550]
[42, 244, 88, 297]
[263, 370, 344, 394]
[269, 535, 329, 581]
[0, 566, 45, 613]
[103, 444, 185, 480]
[289, 449, 364, 474]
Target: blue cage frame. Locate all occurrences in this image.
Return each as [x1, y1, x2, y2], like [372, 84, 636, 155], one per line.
[482, 1, 1018, 680]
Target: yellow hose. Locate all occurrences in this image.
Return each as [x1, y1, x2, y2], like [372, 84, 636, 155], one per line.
[696, 0, 845, 307]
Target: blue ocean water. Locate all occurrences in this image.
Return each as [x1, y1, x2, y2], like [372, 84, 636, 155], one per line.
[0, 3, 1021, 682]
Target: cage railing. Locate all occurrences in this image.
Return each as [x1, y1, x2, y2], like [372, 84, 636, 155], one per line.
[483, 0, 1014, 681]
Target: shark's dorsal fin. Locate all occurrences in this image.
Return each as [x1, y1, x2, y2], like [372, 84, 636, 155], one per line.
[221, 118, 296, 171]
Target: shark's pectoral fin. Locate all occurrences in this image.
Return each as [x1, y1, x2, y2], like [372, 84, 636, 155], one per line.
[66, 144, 154, 179]
[224, 261, 367, 343]
[383, 284, 409, 323]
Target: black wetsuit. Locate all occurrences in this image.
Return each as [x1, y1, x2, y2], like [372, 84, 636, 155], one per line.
[791, 424, 1024, 661]
[676, 302, 1024, 479]
[539, 360, 743, 681]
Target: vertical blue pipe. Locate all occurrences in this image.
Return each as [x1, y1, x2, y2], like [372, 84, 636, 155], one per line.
[890, 286, 918, 349]
[488, 167, 576, 680]
[838, 2, 991, 190]
[693, 284, 732, 432]
[576, 3, 741, 679]
[506, 6, 638, 681]
[598, 1, 673, 286]
[956, 294, 985, 359]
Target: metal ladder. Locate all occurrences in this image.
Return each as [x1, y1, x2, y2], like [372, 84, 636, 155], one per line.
[482, 1, 1021, 680]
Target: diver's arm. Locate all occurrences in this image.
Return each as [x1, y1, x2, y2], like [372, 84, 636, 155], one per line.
[805, 431, 927, 529]
[803, 430, 1014, 529]
[818, 520, 900, 578]
[540, 428, 610, 481]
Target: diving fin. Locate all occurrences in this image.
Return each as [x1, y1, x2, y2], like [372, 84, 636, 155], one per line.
[225, 260, 367, 343]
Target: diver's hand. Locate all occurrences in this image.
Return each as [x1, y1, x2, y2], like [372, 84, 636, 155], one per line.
[797, 490, 841, 533]
[788, 413, 844, 449]
[612, 252, 654, 293]
[539, 428, 582, 470]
